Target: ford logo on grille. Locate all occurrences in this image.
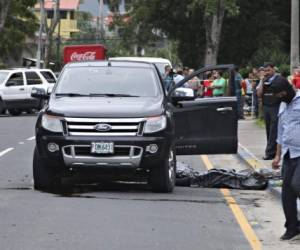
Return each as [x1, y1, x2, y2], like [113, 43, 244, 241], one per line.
[94, 123, 112, 132]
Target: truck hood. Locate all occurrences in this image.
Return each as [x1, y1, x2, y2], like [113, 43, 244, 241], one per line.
[47, 96, 165, 118]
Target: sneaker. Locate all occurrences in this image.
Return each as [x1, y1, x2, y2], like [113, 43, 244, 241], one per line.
[280, 229, 300, 240]
[262, 155, 275, 160]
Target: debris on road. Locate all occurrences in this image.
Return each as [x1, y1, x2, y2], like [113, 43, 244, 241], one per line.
[176, 162, 281, 190]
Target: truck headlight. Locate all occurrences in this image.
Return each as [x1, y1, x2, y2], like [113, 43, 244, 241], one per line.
[42, 114, 63, 133]
[144, 115, 167, 134]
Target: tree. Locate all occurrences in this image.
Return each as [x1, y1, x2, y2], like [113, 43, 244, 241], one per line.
[200, 0, 239, 65]
[291, 0, 299, 71]
[106, 0, 292, 68]
[0, 0, 10, 32]
[219, 0, 290, 66]
[38, 0, 61, 67]
[109, 0, 238, 67]
[0, 0, 38, 64]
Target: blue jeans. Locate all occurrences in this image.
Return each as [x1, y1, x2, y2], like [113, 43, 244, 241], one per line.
[236, 89, 243, 118]
[282, 152, 300, 231]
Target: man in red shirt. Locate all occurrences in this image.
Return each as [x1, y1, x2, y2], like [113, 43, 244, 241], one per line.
[203, 72, 213, 97]
[292, 68, 300, 89]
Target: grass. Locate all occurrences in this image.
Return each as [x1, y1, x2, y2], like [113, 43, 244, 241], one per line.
[255, 118, 265, 128]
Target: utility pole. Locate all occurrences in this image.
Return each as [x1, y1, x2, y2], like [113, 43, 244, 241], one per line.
[56, 19, 61, 69]
[291, 0, 299, 73]
[36, 0, 45, 68]
[98, 0, 105, 41]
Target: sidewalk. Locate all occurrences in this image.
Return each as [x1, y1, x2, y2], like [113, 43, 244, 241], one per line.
[237, 118, 282, 198]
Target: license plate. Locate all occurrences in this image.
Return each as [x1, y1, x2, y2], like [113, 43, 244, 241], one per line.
[91, 142, 114, 154]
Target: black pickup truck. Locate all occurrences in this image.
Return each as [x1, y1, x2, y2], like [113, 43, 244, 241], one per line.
[32, 61, 238, 192]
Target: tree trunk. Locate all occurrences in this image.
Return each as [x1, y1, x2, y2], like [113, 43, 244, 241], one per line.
[43, 0, 60, 68]
[204, 0, 226, 66]
[0, 0, 10, 32]
[291, 0, 299, 72]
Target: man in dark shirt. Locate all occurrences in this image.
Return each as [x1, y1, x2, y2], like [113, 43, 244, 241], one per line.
[257, 63, 289, 160]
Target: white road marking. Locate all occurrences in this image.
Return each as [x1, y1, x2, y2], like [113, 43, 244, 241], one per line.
[19, 142, 25, 145]
[0, 148, 14, 157]
[26, 136, 35, 141]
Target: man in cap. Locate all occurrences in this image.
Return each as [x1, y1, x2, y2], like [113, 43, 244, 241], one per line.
[272, 81, 300, 240]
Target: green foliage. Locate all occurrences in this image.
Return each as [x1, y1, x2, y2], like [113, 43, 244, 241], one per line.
[109, 0, 291, 69]
[251, 48, 290, 68]
[0, 0, 38, 62]
[219, 0, 290, 66]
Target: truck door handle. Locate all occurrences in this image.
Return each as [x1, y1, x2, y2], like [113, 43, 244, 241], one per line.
[216, 107, 233, 112]
[19, 88, 25, 91]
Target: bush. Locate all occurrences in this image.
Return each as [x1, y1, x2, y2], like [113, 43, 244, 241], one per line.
[0, 63, 7, 69]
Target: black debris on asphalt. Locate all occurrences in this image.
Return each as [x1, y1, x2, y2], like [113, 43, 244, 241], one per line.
[176, 162, 281, 190]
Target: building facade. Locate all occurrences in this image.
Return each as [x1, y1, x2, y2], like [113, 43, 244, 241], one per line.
[34, 0, 80, 39]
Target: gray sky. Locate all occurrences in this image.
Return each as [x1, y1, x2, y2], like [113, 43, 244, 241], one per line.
[79, 0, 125, 17]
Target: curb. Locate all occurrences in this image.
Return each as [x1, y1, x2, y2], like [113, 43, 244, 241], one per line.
[237, 143, 282, 199]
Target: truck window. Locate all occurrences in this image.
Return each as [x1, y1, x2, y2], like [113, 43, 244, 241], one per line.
[40, 71, 56, 83]
[6, 73, 24, 86]
[0, 72, 9, 84]
[25, 72, 43, 85]
[56, 67, 161, 97]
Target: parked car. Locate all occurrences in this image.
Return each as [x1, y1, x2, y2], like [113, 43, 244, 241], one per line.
[32, 61, 238, 193]
[109, 57, 172, 76]
[0, 68, 56, 115]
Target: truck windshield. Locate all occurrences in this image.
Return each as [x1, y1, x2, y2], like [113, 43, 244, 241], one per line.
[55, 66, 160, 97]
[0, 72, 9, 84]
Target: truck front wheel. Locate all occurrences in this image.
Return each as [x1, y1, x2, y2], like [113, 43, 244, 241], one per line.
[149, 147, 176, 193]
[33, 147, 61, 191]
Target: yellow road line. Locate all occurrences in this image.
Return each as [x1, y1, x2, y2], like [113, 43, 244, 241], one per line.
[200, 155, 262, 250]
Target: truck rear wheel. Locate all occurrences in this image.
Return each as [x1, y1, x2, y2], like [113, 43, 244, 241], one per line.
[0, 99, 5, 114]
[149, 147, 176, 193]
[9, 109, 22, 116]
[33, 147, 61, 191]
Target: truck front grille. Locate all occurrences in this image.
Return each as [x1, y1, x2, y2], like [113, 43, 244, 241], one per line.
[63, 145, 143, 162]
[64, 117, 145, 136]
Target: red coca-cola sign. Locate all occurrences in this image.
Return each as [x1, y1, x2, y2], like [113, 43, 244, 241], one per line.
[63, 44, 106, 64]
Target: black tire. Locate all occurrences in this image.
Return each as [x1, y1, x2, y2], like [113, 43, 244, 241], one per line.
[149, 147, 176, 193]
[176, 177, 191, 187]
[9, 109, 22, 116]
[0, 99, 5, 114]
[26, 109, 35, 114]
[33, 147, 61, 191]
[37, 99, 46, 110]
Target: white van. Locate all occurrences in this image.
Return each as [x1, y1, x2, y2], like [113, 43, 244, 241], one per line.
[109, 57, 172, 76]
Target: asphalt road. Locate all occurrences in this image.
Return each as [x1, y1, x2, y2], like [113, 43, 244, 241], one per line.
[0, 114, 254, 250]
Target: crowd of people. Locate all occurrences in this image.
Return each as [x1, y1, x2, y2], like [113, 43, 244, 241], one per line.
[162, 64, 300, 121]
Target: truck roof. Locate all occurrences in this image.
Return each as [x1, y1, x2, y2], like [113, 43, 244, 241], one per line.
[65, 60, 157, 68]
[109, 57, 172, 65]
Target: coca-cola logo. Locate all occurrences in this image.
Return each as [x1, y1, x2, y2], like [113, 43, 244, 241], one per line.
[70, 51, 96, 61]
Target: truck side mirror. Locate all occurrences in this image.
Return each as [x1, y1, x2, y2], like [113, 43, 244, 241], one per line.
[31, 87, 48, 99]
[171, 87, 195, 103]
[47, 86, 53, 95]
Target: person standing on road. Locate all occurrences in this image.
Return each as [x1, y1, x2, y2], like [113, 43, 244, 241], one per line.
[252, 67, 261, 118]
[162, 65, 174, 92]
[174, 67, 190, 88]
[271, 82, 300, 241]
[234, 67, 244, 119]
[291, 67, 300, 90]
[202, 72, 214, 97]
[211, 71, 226, 97]
[257, 63, 287, 160]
